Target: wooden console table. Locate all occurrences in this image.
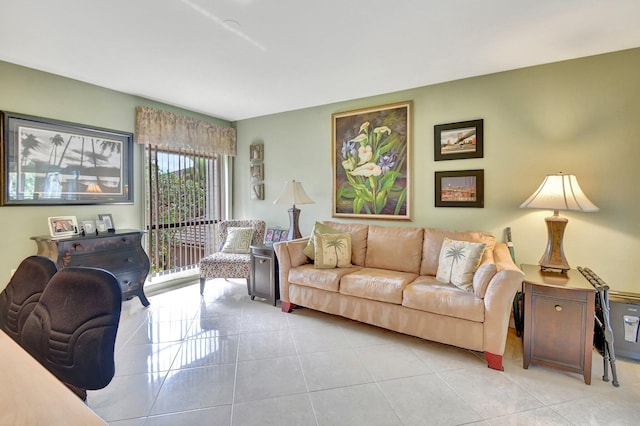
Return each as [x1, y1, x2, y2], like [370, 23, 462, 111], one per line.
[31, 230, 151, 306]
[521, 264, 596, 384]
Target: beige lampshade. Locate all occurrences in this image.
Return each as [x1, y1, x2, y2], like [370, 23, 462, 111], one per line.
[273, 180, 314, 206]
[520, 173, 599, 212]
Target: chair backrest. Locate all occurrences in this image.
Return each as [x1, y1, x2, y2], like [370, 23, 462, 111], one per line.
[20, 266, 122, 391]
[0, 256, 58, 342]
[216, 220, 266, 251]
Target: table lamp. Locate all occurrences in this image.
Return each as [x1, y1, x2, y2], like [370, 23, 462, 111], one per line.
[273, 180, 314, 240]
[520, 172, 599, 272]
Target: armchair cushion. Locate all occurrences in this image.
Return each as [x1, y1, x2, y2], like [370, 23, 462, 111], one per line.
[221, 227, 254, 254]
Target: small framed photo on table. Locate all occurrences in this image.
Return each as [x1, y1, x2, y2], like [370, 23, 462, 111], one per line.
[48, 216, 78, 238]
[81, 220, 95, 234]
[98, 213, 115, 231]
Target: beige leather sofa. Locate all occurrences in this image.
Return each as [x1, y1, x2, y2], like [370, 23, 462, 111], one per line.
[274, 221, 524, 370]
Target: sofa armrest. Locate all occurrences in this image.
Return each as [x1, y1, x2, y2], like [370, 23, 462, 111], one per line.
[482, 243, 524, 356]
[274, 237, 310, 303]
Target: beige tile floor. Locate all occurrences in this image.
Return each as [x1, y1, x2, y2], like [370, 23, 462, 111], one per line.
[88, 279, 640, 425]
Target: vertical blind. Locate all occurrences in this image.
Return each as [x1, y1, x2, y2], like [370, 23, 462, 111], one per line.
[145, 145, 225, 275]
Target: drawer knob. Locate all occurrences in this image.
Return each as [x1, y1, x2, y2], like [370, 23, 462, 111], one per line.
[73, 243, 83, 250]
[127, 257, 134, 263]
[555, 305, 563, 312]
[260, 259, 267, 264]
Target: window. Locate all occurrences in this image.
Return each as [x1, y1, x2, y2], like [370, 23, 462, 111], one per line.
[144, 146, 229, 277]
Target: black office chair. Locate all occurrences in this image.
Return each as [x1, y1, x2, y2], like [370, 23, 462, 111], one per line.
[20, 266, 122, 400]
[0, 255, 59, 343]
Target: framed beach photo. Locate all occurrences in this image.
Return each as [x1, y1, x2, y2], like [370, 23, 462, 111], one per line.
[332, 101, 412, 220]
[48, 216, 78, 238]
[1, 111, 133, 205]
[435, 170, 484, 208]
[434, 119, 483, 161]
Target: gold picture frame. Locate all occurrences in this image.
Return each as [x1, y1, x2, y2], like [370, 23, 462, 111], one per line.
[332, 101, 412, 220]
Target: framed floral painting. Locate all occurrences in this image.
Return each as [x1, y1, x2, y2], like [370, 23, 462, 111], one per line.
[332, 101, 412, 220]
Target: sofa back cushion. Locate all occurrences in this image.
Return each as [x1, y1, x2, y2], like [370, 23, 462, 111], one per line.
[323, 221, 369, 266]
[421, 228, 496, 276]
[365, 225, 424, 274]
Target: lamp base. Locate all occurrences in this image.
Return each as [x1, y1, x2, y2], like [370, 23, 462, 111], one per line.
[286, 206, 301, 240]
[539, 212, 570, 273]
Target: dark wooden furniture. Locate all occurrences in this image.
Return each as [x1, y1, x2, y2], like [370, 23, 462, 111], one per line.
[249, 245, 279, 306]
[521, 264, 596, 384]
[31, 230, 150, 306]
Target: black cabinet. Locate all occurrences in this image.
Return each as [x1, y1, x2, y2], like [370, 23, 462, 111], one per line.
[249, 245, 279, 306]
[31, 230, 151, 306]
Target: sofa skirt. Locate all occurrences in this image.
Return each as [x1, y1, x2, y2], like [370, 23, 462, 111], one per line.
[288, 283, 484, 352]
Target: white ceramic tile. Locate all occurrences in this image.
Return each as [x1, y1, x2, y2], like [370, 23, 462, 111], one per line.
[145, 405, 232, 426]
[355, 343, 433, 380]
[237, 329, 296, 361]
[114, 341, 183, 376]
[150, 364, 236, 415]
[239, 309, 290, 333]
[341, 321, 405, 348]
[127, 318, 194, 345]
[439, 366, 543, 419]
[487, 407, 574, 425]
[310, 383, 402, 426]
[231, 393, 317, 426]
[87, 372, 166, 421]
[290, 324, 351, 354]
[551, 383, 640, 425]
[171, 335, 239, 368]
[378, 374, 482, 425]
[234, 355, 307, 403]
[187, 315, 242, 338]
[298, 348, 373, 391]
[409, 338, 487, 372]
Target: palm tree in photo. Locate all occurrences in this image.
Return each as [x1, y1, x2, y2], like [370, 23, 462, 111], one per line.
[325, 236, 346, 267]
[48, 134, 65, 165]
[20, 133, 41, 166]
[445, 243, 467, 282]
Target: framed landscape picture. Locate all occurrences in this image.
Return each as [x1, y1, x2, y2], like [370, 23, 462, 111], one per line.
[434, 119, 483, 161]
[1, 111, 133, 205]
[435, 169, 484, 208]
[332, 101, 412, 220]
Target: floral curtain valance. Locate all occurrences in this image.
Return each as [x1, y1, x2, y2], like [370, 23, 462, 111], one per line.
[135, 106, 236, 156]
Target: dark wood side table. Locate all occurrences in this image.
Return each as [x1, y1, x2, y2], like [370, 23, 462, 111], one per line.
[249, 245, 279, 306]
[521, 264, 596, 384]
[31, 230, 151, 306]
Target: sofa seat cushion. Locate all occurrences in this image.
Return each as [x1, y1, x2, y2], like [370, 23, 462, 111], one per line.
[402, 275, 484, 322]
[288, 264, 361, 292]
[339, 268, 418, 304]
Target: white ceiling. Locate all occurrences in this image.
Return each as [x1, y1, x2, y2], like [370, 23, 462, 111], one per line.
[1, 0, 639, 121]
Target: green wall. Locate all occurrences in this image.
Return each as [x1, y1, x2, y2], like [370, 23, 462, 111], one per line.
[0, 61, 230, 287]
[235, 48, 640, 293]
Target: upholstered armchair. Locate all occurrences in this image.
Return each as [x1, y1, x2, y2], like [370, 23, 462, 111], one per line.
[199, 220, 266, 295]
